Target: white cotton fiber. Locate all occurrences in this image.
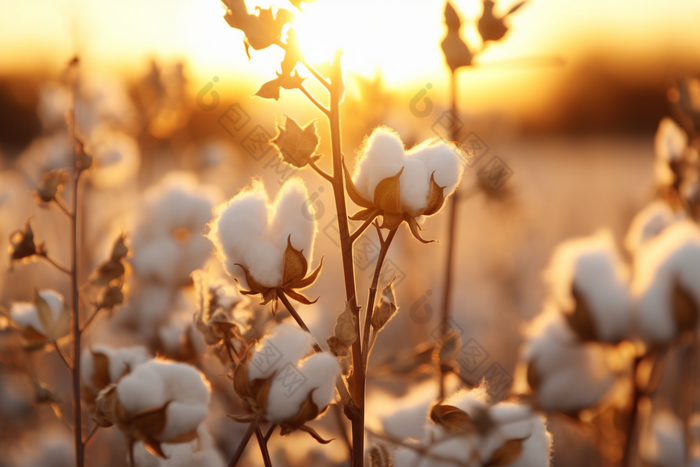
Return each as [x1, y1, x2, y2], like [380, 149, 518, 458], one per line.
[640, 409, 685, 467]
[130, 172, 221, 285]
[545, 230, 632, 342]
[89, 126, 140, 189]
[524, 309, 615, 412]
[134, 424, 225, 467]
[116, 360, 211, 441]
[11, 289, 65, 336]
[80, 345, 150, 394]
[352, 127, 464, 216]
[625, 201, 684, 254]
[633, 221, 700, 344]
[247, 324, 315, 381]
[208, 178, 317, 289]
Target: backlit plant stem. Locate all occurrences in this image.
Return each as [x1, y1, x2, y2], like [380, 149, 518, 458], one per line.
[438, 69, 459, 399]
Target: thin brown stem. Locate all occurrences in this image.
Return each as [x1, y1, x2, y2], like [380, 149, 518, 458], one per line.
[54, 195, 73, 218]
[622, 356, 643, 467]
[127, 442, 135, 467]
[264, 424, 277, 443]
[349, 214, 379, 244]
[228, 416, 260, 467]
[299, 57, 331, 90]
[53, 341, 73, 370]
[255, 427, 273, 467]
[333, 403, 353, 461]
[79, 306, 103, 334]
[276, 290, 323, 353]
[438, 69, 460, 400]
[84, 425, 99, 446]
[40, 253, 72, 275]
[361, 228, 398, 368]
[309, 159, 333, 183]
[299, 84, 330, 116]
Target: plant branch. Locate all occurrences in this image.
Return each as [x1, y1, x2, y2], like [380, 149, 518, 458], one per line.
[40, 253, 72, 275]
[255, 427, 273, 467]
[361, 228, 398, 368]
[349, 215, 378, 244]
[53, 341, 73, 370]
[299, 57, 331, 90]
[79, 305, 103, 335]
[309, 159, 333, 183]
[264, 424, 277, 443]
[227, 415, 260, 467]
[299, 84, 330, 116]
[84, 425, 99, 446]
[54, 195, 73, 218]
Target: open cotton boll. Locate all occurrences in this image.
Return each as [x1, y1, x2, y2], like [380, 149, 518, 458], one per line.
[208, 178, 317, 289]
[80, 345, 150, 395]
[442, 385, 491, 416]
[640, 409, 685, 467]
[523, 310, 615, 412]
[545, 230, 632, 342]
[633, 221, 700, 344]
[478, 403, 552, 467]
[134, 424, 224, 467]
[655, 118, 688, 163]
[10, 290, 66, 337]
[265, 353, 340, 423]
[392, 431, 479, 467]
[352, 127, 464, 216]
[131, 172, 221, 285]
[116, 360, 211, 442]
[89, 127, 140, 189]
[625, 201, 684, 254]
[247, 324, 315, 381]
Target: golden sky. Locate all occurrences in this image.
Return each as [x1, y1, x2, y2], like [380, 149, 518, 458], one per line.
[1, 0, 699, 111]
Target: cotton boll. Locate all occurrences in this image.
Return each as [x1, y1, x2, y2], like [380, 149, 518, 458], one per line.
[640, 409, 685, 467]
[265, 353, 340, 423]
[116, 360, 211, 442]
[407, 139, 464, 196]
[10, 289, 66, 337]
[208, 178, 317, 290]
[443, 385, 491, 416]
[80, 345, 150, 395]
[353, 127, 405, 201]
[625, 201, 684, 254]
[247, 324, 315, 381]
[655, 118, 688, 164]
[633, 221, 700, 344]
[545, 230, 632, 342]
[398, 158, 430, 215]
[131, 172, 221, 285]
[523, 310, 615, 412]
[89, 128, 140, 189]
[134, 424, 224, 467]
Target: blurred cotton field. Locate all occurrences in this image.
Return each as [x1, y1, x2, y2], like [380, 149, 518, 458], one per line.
[1, 0, 700, 467]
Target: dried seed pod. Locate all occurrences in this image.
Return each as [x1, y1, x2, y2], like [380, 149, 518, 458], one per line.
[371, 280, 397, 331]
[34, 169, 67, 205]
[327, 302, 357, 357]
[9, 220, 40, 263]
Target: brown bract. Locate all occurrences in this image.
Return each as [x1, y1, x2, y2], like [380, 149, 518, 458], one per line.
[271, 115, 321, 168]
[345, 163, 446, 243]
[222, 0, 294, 57]
[34, 169, 68, 205]
[236, 235, 323, 305]
[192, 270, 245, 346]
[9, 220, 43, 264]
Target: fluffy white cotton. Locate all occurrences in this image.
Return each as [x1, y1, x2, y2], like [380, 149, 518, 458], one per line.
[523, 309, 615, 412]
[130, 172, 221, 285]
[545, 230, 632, 342]
[352, 127, 464, 216]
[633, 221, 700, 344]
[208, 178, 317, 289]
[16, 132, 71, 183]
[477, 403, 552, 467]
[655, 118, 688, 163]
[116, 360, 211, 441]
[247, 325, 340, 423]
[625, 201, 684, 254]
[640, 409, 685, 467]
[10, 290, 65, 336]
[81, 345, 150, 394]
[89, 127, 140, 189]
[133, 424, 225, 467]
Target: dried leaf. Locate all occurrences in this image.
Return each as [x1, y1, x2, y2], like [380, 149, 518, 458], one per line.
[371, 280, 397, 331]
[673, 279, 698, 334]
[282, 235, 308, 286]
[327, 302, 357, 357]
[34, 292, 54, 340]
[564, 287, 598, 342]
[373, 168, 403, 215]
[343, 160, 373, 209]
[10, 220, 38, 262]
[430, 404, 476, 434]
[93, 384, 118, 427]
[422, 172, 446, 216]
[111, 235, 129, 261]
[255, 71, 306, 100]
[223, 0, 294, 51]
[271, 115, 320, 168]
[91, 351, 112, 391]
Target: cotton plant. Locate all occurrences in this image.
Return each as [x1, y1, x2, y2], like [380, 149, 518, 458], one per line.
[9, 289, 70, 350]
[80, 344, 150, 404]
[377, 385, 552, 467]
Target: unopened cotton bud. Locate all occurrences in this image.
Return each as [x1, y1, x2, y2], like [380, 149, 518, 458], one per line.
[327, 302, 357, 357]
